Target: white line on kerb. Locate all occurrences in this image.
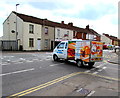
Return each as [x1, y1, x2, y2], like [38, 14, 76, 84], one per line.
[0, 68, 34, 76]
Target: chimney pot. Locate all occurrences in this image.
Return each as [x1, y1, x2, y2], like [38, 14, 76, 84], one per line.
[68, 22, 73, 26]
[61, 21, 64, 24]
[86, 25, 89, 30]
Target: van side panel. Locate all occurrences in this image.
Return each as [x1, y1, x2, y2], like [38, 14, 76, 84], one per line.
[79, 41, 91, 62]
[67, 41, 76, 59]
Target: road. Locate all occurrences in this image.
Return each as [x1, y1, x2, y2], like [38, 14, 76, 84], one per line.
[1, 50, 119, 97]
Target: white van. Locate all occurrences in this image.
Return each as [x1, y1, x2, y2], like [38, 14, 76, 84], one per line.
[53, 40, 103, 67]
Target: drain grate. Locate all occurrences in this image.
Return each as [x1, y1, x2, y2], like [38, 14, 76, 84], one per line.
[76, 88, 91, 95]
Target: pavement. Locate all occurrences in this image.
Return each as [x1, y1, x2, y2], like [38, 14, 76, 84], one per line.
[35, 73, 118, 97]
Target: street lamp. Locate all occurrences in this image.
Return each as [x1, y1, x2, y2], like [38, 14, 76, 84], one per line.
[16, 4, 19, 50]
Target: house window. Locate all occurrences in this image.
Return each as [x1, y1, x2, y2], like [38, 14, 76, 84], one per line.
[86, 34, 89, 39]
[29, 38, 34, 47]
[73, 31, 76, 37]
[45, 27, 48, 34]
[29, 24, 34, 33]
[45, 39, 49, 48]
[57, 29, 60, 37]
[89, 34, 94, 39]
[67, 31, 69, 37]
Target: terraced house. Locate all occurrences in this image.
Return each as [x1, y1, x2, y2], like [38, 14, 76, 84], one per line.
[101, 33, 120, 46]
[2, 11, 101, 51]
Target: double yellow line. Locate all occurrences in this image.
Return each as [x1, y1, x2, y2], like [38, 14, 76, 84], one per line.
[8, 72, 83, 97]
[7, 71, 120, 97]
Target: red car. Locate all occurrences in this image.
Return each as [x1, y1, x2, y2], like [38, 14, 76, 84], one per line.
[103, 44, 108, 49]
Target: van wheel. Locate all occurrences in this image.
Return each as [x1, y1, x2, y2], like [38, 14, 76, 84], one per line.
[53, 55, 58, 61]
[76, 60, 84, 67]
[88, 62, 95, 68]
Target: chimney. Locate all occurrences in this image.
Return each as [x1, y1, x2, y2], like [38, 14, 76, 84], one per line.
[86, 25, 89, 30]
[68, 22, 73, 26]
[61, 21, 64, 24]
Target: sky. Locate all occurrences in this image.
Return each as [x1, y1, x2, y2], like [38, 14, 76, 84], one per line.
[0, 0, 119, 37]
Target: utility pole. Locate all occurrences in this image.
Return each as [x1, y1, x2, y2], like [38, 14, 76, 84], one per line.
[16, 4, 19, 50]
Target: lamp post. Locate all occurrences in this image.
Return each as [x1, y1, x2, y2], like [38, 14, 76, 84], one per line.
[16, 4, 19, 50]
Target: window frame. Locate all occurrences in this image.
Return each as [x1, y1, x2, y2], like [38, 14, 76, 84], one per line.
[45, 39, 49, 48]
[45, 27, 48, 35]
[57, 29, 60, 37]
[29, 24, 34, 34]
[57, 42, 65, 49]
[29, 38, 34, 47]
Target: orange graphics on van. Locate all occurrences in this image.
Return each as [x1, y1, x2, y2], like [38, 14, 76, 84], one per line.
[67, 41, 76, 59]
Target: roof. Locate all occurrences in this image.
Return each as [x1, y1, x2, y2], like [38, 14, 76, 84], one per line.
[103, 33, 120, 41]
[13, 11, 100, 36]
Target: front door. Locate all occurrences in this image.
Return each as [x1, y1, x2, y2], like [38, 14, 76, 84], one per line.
[56, 42, 66, 58]
[37, 39, 41, 50]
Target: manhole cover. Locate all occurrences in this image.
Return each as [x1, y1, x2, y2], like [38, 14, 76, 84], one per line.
[76, 88, 90, 95]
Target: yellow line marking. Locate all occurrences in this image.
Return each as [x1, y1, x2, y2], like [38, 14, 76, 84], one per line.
[83, 72, 120, 81]
[9, 72, 83, 97]
[103, 60, 108, 63]
[8, 71, 120, 97]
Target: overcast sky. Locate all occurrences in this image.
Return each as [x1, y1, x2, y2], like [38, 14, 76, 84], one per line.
[0, 0, 118, 37]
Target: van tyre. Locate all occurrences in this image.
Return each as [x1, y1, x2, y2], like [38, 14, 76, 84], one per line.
[53, 55, 59, 61]
[76, 60, 84, 67]
[88, 62, 95, 68]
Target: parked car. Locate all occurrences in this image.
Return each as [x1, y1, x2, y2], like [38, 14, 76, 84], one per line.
[114, 46, 120, 52]
[108, 45, 114, 50]
[103, 44, 108, 49]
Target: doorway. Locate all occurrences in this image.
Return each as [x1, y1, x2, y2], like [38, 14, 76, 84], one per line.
[37, 39, 41, 51]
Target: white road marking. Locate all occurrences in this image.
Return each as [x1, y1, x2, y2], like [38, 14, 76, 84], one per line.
[85, 70, 91, 73]
[76, 88, 82, 92]
[20, 58, 25, 60]
[1, 63, 10, 65]
[92, 72, 98, 74]
[0, 68, 35, 76]
[87, 90, 95, 96]
[49, 63, 64, 66]
[33, 59, 39, 61]
[96, 63, 106, 68]
[98, 69, 103, 72]
[26, 60, 33, 62]
[47, 56, 52, 57]
[45, 59, 51, 60]
[90, 68, 96, 71]
[14, 62, 23, 64]
[102, 67, 107, 69]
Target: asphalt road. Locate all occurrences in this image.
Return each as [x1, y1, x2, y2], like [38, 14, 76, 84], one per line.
[1, 50, 119, 97]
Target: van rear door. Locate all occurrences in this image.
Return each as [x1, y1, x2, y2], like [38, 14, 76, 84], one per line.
[90, 41, 103, 62]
